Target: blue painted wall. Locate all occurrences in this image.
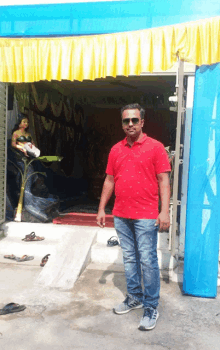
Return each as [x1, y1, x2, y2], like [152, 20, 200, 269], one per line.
[183, 63, 220, 297]
[0, 0, 220, 37]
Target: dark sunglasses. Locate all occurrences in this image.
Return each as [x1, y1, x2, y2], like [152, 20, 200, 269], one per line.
[122, 118, 141, 125]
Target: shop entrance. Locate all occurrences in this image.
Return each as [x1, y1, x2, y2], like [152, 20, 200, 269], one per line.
[6, 74, 181, 225]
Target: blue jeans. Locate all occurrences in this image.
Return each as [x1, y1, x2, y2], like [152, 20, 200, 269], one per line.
[114, 217, 160, 309]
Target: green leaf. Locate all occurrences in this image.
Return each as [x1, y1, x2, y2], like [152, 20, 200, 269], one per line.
[37, 156, 63, 162]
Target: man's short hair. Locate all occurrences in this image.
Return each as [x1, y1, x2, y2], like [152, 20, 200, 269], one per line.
[121, 103, 145, 120]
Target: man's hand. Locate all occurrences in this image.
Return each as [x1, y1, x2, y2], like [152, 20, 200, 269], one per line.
[96, 209, 106, 228]
[155, 211, 170, 232]
[157, 172, 170, 232]
[96, 174, 114, 228]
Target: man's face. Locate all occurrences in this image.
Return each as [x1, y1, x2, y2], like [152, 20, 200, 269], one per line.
[121, 109, 144, 137]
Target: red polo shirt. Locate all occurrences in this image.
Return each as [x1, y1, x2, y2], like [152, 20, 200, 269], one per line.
[106, 134, 171, 219]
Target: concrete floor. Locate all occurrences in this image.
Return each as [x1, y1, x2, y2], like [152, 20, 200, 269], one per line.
[0, 261, 220, 350]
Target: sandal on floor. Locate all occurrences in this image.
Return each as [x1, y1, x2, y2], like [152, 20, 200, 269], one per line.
[40, 254, 50, 267]
[107, 236, 120, 247]
[22, 232, 44, 241]
[4, 255, 17, 260]
[0, 303, 26, 315]
[15, 255, 34, 262]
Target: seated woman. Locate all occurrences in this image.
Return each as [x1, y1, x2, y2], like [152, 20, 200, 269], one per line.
[11, 115, 39, 158]
[8, 114, 59, 222]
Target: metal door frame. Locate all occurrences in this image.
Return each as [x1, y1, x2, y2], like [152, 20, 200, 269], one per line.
[0, 83, 7, 225]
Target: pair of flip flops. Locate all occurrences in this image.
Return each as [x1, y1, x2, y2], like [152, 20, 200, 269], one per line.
[4, 255, 34, 262]
[0, 303, 26, 315]
[4, 254, 49, 265]
[40, 254, 50, 267]
[22, 232, 44, 242]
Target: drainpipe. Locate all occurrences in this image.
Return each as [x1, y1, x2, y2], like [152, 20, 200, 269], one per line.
[171, 59, 185, 257]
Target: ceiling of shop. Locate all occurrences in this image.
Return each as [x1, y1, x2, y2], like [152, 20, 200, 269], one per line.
[43, 62, 195, 98]
[44, 75, 177, 97]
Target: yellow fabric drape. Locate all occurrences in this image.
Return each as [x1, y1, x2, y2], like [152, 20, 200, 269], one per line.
[0, 16, 219, 83]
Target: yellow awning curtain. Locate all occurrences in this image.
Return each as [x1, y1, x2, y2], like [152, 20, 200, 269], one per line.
[0, 16, 219, 83]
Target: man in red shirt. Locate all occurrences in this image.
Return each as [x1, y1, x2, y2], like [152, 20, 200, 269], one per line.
[97, 103, 171, 331]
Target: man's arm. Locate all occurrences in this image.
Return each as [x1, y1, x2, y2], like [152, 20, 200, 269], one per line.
[156, 172, 170, 231]
[96, 174, 114, 228]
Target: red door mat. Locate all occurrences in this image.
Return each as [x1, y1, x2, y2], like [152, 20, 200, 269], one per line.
[53, 213, 114, 227]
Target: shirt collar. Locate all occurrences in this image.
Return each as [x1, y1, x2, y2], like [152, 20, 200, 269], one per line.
[123, 133, 148, 146]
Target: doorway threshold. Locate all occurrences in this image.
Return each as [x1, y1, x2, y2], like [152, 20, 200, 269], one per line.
[53, 212, 114, 228]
